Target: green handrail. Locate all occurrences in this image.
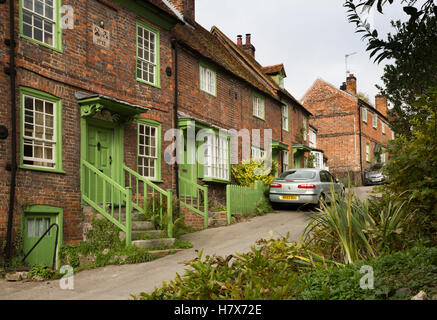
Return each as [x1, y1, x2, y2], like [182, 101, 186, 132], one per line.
[123, 164, 173, 238]
[81, 160, 132, 245]
[178, 175, 208, 228]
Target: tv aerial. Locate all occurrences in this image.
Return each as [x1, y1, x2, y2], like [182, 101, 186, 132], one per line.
[345, 52, 357, 77]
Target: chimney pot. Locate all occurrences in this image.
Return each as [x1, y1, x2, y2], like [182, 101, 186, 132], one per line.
[237, 35, 242, 46]
[245, 33, 251, 45]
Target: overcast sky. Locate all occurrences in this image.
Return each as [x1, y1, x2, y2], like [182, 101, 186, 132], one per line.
[196, 0, 408, 105]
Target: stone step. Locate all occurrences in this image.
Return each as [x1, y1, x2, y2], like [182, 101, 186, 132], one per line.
[132, 238, 175, 249]
[132, 221, 154, 230]
[132, 230, 166, 240]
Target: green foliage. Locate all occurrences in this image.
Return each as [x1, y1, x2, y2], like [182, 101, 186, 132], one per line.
[231, 158, 278, 187]
[298, 247, 437, 300]
[173, 239, 193, 249]
[253, 196, 273, 217]
[304, 187, 414, 264]
[28, 266, 55, 280]
[135, 237, 310, 300]
[84, 216, 123, 252]
[307, 153, 316, 169]
[382, 87, 437, 243]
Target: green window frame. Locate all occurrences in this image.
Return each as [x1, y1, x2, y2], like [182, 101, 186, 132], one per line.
[251, 145, 265, 159]
[136, 20, 161, 88]
[282, 150, 289, 172]
[253, 92, 265, 120]
[19, 0, 63, 53]
[366, 143, 370, 163]
[19, 87, 64, 173]
[362, 107, 368, 123]
[200, 132, 230, 183]
[137, 119, 162, 182]
[282, 103, 289, 131]
[199, 62, 217, 97]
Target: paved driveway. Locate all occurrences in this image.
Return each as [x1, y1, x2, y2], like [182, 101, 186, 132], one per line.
[0, 209, 311, 300]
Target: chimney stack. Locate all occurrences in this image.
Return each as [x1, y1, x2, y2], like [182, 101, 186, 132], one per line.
[168, 0, 195, 23]
[346, 74, 357, 95]
[237, 33, 255, 58]
[340, 82, 347, 91]
[237, 35, 242, 46]
[375, 94, 388, 118]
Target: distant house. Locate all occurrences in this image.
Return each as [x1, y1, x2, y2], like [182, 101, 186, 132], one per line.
[309, 125, 328, 170]
[301, 74, 394, 183]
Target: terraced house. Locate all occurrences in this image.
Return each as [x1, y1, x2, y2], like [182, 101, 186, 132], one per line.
[0, 0, 312, 266]
[301, 74, 394, 184]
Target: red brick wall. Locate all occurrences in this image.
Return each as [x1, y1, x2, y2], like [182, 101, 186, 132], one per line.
[0, 0, 176, 247]
[302, 78, 393, 183]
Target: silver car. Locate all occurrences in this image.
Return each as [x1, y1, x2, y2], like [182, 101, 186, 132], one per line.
[269, 168, 344, 209]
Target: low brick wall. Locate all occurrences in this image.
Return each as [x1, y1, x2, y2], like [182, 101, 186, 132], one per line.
[182, 206, 205, 229]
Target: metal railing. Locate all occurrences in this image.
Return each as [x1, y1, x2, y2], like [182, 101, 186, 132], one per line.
[226, 180, 265, 224]
[123, 164, 173, 238]
[179, 175, 208, 228]
[22, 223, 59, 270]
[82, 160, 132, 245]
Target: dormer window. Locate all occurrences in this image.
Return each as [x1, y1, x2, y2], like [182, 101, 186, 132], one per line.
[279, 76, 284, 89]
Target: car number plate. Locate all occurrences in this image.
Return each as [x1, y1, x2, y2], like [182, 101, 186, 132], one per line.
[281, 195, 298, 200]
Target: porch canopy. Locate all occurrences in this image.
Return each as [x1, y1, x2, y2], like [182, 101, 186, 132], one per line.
[292, 143, 312, 153]
[271, 140, 289, 151]
[75, 92, 149, 123]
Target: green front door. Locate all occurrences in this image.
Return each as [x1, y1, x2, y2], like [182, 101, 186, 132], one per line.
[87, 125, 114, 202]
[179, 129, 197, 197]
[293, 151, 301, 168]
[23, 214, 57, 267]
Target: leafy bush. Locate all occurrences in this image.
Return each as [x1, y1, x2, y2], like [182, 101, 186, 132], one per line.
[298, 247, 437, 300]
[134, 236, 340, 300]
[304, 188, 413, 264]
[29, 266, 55, 279]
[382, 87, 437, 244]
[231, 158, 278, 187]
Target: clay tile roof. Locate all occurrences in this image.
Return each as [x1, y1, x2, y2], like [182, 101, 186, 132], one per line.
[146, 0, 183, 22]
[263, 64, 286, 77]
[172, 22, 280, 100]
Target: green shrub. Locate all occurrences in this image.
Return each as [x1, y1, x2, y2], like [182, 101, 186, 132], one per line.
[381, 87, 437, 245]
[231, 158, 278, 187]
[304, 187, 413, 264]
[298, 247, 437, 300]
[134, 236, 339, 300]
[29, 266, 55, 280]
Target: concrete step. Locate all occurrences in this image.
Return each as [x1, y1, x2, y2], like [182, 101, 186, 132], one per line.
[132, 238, 175, 249]
[132, 229, 166, 240]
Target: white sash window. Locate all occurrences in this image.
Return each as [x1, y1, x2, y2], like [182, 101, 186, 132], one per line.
[204, 134, 229, 180]
[138, 124, 158, 179]
[22, 0, 56, 47]
[200, 64, 216, 95]
[137, 24, 158, 85]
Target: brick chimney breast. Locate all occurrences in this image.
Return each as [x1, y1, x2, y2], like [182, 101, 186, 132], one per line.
[375, 94, 388, 118]
[241, 33, 255, 58]
[346, 74, 357, 95]
[168, 0, 195, 23]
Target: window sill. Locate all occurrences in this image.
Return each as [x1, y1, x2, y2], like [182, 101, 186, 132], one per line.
[200, 89, 216, 97]
[253, 115, 265, 121]
[202, 177, 230, 184]
[136, 78, 161, 89]
[20, 34, 63, 53]
[19, 165, 66, 174]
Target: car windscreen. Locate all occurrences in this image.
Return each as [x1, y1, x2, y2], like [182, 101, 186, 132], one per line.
[279, 170, 316, 180]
